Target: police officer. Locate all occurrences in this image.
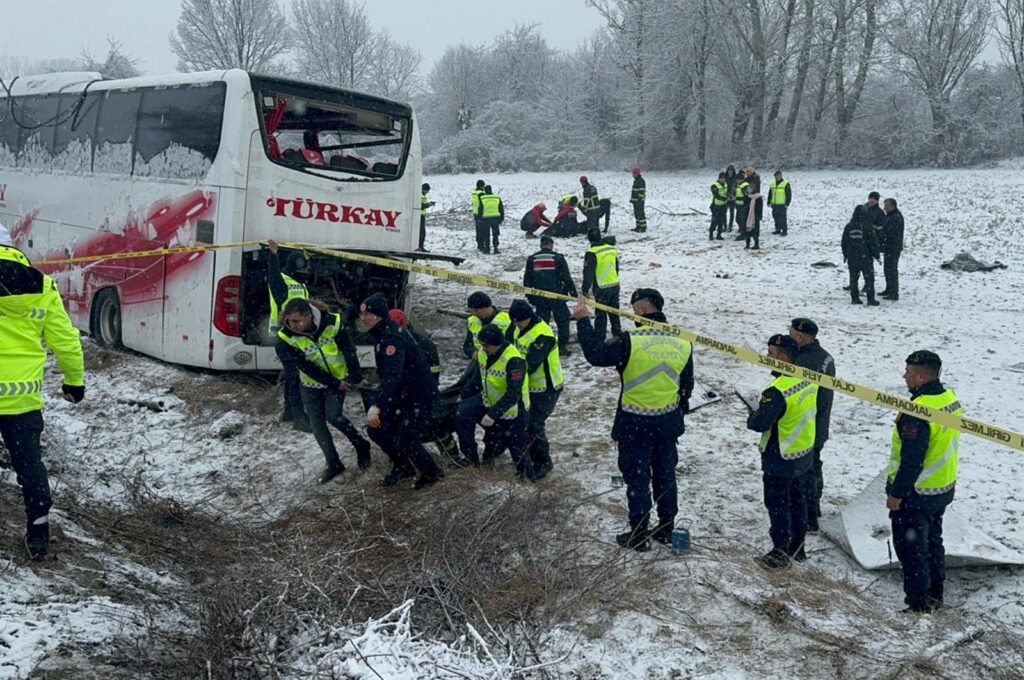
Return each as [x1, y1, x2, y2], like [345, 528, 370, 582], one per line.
[579, 176, 602, 233]
[418, 182, 435, 252]
[710, 172, 728, 240]
[462, 292, 512, 360]
[266, 239, 311, 432]
[508, 299, 563, 480]
[880, 198, 904, 301]
[360, 293, 446, 490]
[842, 205, 881, 305]
[864, 191, 887, 244]
[523, 235, 577, 355]
[789, 318, 835, 532]
[571, 289, 693, 552]
[887, 350, 959, 613]
[388, 309, 440, 385]
[746, 335, 817, 569]
[472, 179, 487, 252]
[477, 185, 505, 254]
[630, 167, 647, 232]
[277, 299, 372, 484]
[769, 170, 792, 236]
[733, 170, 749, 240]
[0, 235, 85, 560]
[457, 293, 512, 465]
[582, 229, 621, 341]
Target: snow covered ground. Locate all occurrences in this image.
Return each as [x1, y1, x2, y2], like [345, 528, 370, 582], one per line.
[2, 168, 1023, 678]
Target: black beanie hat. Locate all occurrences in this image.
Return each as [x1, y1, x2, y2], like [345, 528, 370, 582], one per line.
[467, 291, 492, 309]
[768, 334, 800, 360]
[508, 299, 534, 321]
[587, 228, 603, 243]
[361, 292, 390, 319]
[630, 287, 664, 311]
[477, 323, 505, 347]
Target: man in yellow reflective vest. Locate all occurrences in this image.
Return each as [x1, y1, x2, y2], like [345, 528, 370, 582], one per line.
[582, 229, 621, 341]
[746, 335, 818, 570]
[886, 350, 959, 613]
[733, 170, 750, 240]
[508, 299, 563, 479]
[471, 179, 487, 252]
[266, 240, 311, 432]
[0, 236, 85, 560]
[476, 184, 505, 254]
[768, 170, 792, 236]
[710, 172, 729, 240]
[571, 288, 694, 552]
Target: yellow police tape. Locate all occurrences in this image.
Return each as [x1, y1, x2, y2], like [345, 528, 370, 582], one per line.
[34, 239, 1024, 453]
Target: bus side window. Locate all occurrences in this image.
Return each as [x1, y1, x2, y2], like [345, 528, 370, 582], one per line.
[135, 83, 226, 181]
[94, 90, 141, 176]
[53, 92, 100, 173]
[15, 95, 59, 170]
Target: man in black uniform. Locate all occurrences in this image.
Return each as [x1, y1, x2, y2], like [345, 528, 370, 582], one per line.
[880, 198, 904, 301]
[864, 191, 887, 247]
[571, 289, 694, 552]
[789, 318, 835, 532]
[360, 293, 445, 490]
[388, 309, 440, 385]
[842, 205, 881, 306]
[523, 235, 577, 355]
[630, 167, 647, 232]
[579, 176, 602, 233]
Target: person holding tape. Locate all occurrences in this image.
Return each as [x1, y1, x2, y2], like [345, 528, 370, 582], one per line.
[571, 288, 694, 552]
[582, 229, 621, 342]
[887, 350, 959, 613]
[746, 334, 818, 570]
[266, 240, 312, 433]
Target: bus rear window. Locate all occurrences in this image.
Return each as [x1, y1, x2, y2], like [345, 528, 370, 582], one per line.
[256, 87, 410, 180]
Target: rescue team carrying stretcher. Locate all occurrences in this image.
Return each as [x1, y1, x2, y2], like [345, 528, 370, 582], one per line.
[1, 223, 962, 613]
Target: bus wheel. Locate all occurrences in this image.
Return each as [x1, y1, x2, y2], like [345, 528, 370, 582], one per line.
[91, 288, 124, 349]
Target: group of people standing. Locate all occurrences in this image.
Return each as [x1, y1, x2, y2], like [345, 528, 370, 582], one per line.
[709, 165, 791, 249]
[518, 169, 648, 239]
[842, 191, 905, 305]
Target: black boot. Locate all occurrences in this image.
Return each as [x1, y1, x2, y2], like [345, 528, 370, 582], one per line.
[25, 520, 49, 561]
[867, 298, 880, 306]
[615, 526, 651, 552]
[651, 523, 673, 545]
[851, 298, 863, 304]
[756, 548, 791, 570]
[380, 466, 416, 487]
[292, 414, 313, 433]
[413, 471, 444, 490]
[319, 461, 345, 485]
[355, 439, 372, 470]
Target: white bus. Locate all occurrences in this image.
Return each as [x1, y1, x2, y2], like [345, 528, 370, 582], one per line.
[0, 69, 456, 370]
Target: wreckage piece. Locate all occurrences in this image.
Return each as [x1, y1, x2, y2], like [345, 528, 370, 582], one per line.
[822, 470, 1024, 570]
[940, 252, 1008, 272]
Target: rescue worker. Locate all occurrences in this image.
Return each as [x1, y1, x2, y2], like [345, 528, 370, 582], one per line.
[571, 289, 693, 551]
[0, 232, 85, 560]
[710, 172, 729, 240]
[733, 170, 749, 240]
[743, 166, 763, 250]
[418, 182, 435, 252]
[769, 170, 792, 236]
[579, 176, 602, 233]
[472, 179, 487, 252]
[508, 299, 563, 479]
[520, 202, 552, 237]
[522, 235, 577, 354]
[360, 293, 445, 489]
[880, 198, 904, 301]
[388, 309, 440, 385]
[277, 299, 372, 484]
[887, 350, 959, 613]
[582, 229, 621, 341]
[864, 191, 887, 244]
[724, 165, 738, 231]
[457, 292, 512, 465]
[746, 335, 818, 569]
[789, 318, 835, 532]
[476, 184, 504, 254]
[841, 205, 881, 305]
[630, 167, 647, 232]
[266, 239, 311, 432]
[549, 196, 581, 237]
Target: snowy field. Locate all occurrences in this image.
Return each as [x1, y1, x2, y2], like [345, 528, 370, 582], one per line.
[2, 168, 1024, 678]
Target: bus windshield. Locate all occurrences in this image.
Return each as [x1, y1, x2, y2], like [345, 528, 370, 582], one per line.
[252, 76, 412, 180]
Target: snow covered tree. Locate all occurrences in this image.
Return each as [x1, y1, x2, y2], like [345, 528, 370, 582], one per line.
[79, 38, 141, 80]
[291, 0, 376, 89]
[370, 30, 422, 100]
[169, 0, 290, 72]
[995, 0, 1024, 130]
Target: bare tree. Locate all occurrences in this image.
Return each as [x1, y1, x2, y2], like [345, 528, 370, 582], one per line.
[492, 24, 554, 104]
[427, 44, 489, 134]
[169, 0, 290, 72]
[995, 0, 1024, 129]
[370, 29, 422, 99]
[833, 0, 877, 154]
[887, 0, 991, 144]
[689, 0, 717, 165]
[291, 0, 376, 89]
[79, 38, 141, 79]
[784, 0, 817, 144]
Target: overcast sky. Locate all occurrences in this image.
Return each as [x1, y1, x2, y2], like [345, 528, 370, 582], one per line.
[3, 0, 608, 75]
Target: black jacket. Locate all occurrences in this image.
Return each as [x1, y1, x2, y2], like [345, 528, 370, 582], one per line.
[406, 323, 440, 385]
[576, 311, 693, 441]
[266, 249, 289, 308]
[581, 182, 600, 213]
[369, 318, 436, 413]
[885, 380, 955, 512]
[882, 209, 904, 255]
[842, 218, 880, 264]
[278, 310, 362, 389]
[794, 340, 835, 448]
[746, 372, 814, 478]
[524, 248, 577, 296]
[630, 175, 646, 203]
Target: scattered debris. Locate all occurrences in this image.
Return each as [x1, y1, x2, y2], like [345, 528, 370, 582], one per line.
[811, 260, 838, 268]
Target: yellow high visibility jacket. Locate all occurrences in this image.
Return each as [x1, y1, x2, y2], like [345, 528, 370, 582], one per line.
[268, 273, 308, 332]
[620, 328, 692, 415]
[759, 376, 817, 460]
[512, 319, 563, 393]
[889, 389, 960, 495]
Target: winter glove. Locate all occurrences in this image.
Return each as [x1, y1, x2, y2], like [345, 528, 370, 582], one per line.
[480, 415, 495, 428]
[62, 384, 85, 404]
[367, 406, 382, 428]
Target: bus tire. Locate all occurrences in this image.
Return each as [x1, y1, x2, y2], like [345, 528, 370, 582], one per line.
[91, 288, 124, 349]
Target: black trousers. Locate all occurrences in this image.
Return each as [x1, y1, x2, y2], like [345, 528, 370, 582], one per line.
[0, 411, 51, 524]
[275, 340, 304, 419]
[736, 204, 749, 236]
[771, 205, 788, 234]
[709, 205, 726, 238]
[455, 394, 487, 464]
[482, 218, 501, 252]
[883, 251, 900, 296]
[849, 260, 876, 302]
[531, 296, 572, 349]
[632, 201, 646, 231]
[618, 426, 678, 531]
[584, 210, 602, 232]
[593, 285, 621, 340]
[763, 471, 808, 554]
[726, 201, 736, 229]
[891, 493, 952, 608]
[600, 198, 612, 231]
[300, 387, 367, 467]
[483, 410, 536, 479]
[418, 215, 427, 250]
[806, 446, 824, 519]
[368, 404, 443, 479]
[474, 217, 488, 252]
[527, 389, 560, 470]
[744, 219, 760, 248]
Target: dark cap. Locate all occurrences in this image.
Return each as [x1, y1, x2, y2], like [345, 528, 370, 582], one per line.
[630, 288, 664, 311]
[477, 323, 505, 347]
[774, 170, 782, 177]
[283, 251, 308, 275]
[467, 291, 492, 309]
[868, 191, 881, 200]
[508, 299, 534, 322]
[476, 179, 485, 188]
[360, 292, 389, 319]
[906, 350, 942, 368]
[539, 234, 554, 246]
[587, 228, 603, 243]
[768, 334, 800, 359]
[790, 318, 818, 337]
